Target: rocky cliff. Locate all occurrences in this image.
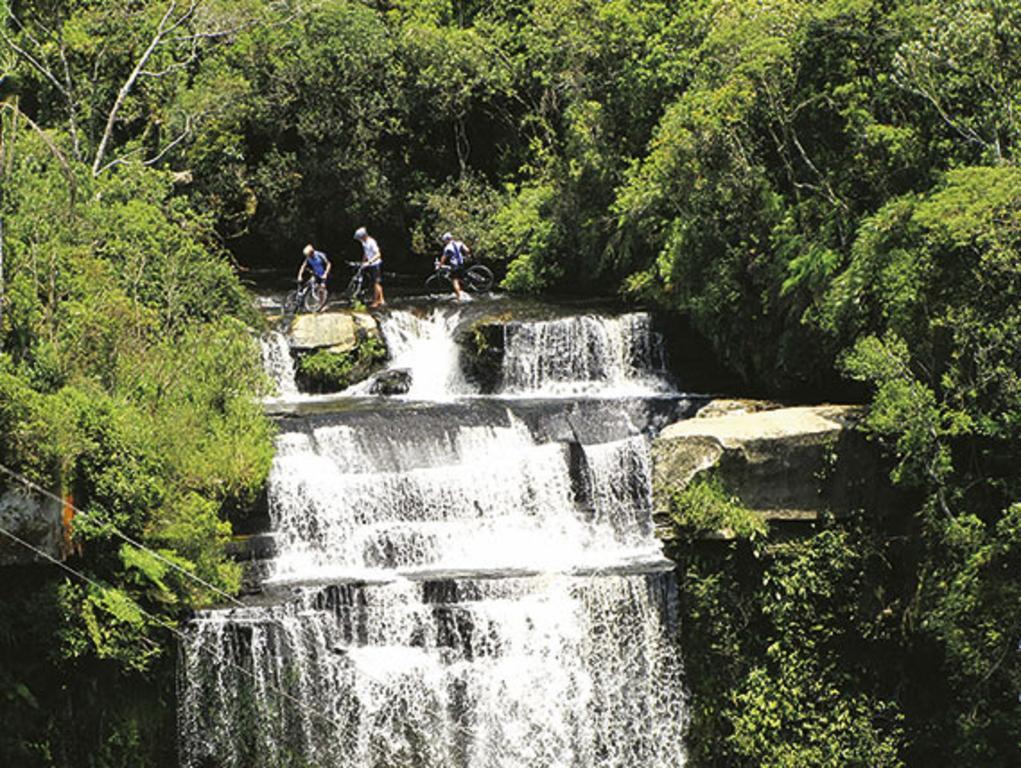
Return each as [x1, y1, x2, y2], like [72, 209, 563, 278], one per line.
[652, 400, 883, 537]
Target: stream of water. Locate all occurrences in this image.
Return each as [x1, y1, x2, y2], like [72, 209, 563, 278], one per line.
[180, 304, 690, 767]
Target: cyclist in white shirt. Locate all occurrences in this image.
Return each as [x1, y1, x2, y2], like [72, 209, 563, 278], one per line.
[354, 226, 385, 308]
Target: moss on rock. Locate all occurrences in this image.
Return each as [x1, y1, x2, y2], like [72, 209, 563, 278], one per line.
[668, 475, 768, 542]
[459, 321, 505, 393]
[295, 336, 387, 393]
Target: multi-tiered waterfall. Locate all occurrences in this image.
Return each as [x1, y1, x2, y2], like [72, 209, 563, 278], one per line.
[180, 305, 691, 767]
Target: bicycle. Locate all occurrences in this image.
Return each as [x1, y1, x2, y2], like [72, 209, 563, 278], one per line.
[425, 261, 494, 294]
[341, 261, 377, 304]
[283, 276, 328, 314]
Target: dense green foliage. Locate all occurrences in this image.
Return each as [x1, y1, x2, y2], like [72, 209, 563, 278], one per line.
[672, 528, 909, 768]
[1, 7, 275, 762]
[668, 475, 768, 541]
[3, 0, 1021, 765]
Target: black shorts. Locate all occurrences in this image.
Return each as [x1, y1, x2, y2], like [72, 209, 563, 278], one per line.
[366, 263, 382, 284]
[450, 264, 467, 280]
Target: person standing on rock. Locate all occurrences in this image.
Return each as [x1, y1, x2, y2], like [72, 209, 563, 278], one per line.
[354, 227, 385, 308]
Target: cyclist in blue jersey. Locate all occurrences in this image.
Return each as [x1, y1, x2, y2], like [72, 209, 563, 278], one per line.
[439, 232, 471, 301]
[298, 244, 331, 286]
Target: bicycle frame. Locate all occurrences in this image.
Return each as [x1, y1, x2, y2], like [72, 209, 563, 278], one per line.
[285, 275, 328, 314]
[343, 262, 373, 302]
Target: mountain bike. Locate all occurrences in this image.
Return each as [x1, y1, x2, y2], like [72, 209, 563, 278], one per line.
[425, 261, 495, 294]
[283, 276, 328, 314]
[341, 261, 376, 304]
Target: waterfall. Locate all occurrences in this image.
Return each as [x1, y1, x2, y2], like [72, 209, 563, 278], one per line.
[182, 304, 689, 767]
[369, 308, 470, 399]
[579, 435, 656, 544]
[266, 417, 666, 582]
[500, 312, 671, 395]
[180, 574, 686, 768]
[260, 330, 298, 397]
[358, 309, 672, 400]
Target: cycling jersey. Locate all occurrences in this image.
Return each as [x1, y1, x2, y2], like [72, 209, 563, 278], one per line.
[306, 250, 329, 278]
[444, 240, 466, 267]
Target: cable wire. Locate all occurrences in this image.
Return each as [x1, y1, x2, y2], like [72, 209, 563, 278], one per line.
[0, 462, 246, 609]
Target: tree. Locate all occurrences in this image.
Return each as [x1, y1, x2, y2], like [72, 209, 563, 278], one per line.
[0, 0, 286, 175]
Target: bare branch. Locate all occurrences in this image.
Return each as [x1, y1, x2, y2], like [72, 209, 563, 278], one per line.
[57, 43, 82, 160]
[139, 53, 198, 79]
[0, 15, 67, 96]
[162, 0, 200, 36]
[91, 1, 180, 175]
[94, 112, 193, 175]
[0, 102, 76, 204]
[91, 0, 280, 176]
[93, 144, 148, 175]
[143, 115, 193, 167]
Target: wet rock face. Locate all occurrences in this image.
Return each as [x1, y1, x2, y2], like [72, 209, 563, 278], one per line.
[0, 488, 64, 566]
[458, 322, 504, 394]
[370, 368, 412, 396]
[288, 311, 379, 352]
[652, 401, 878, 522]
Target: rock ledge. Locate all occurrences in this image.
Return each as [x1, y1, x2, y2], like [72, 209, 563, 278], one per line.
[652, 401, 867, 524]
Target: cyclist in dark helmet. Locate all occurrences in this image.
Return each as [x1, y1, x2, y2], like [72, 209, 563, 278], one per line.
[439, 232, 471, 301]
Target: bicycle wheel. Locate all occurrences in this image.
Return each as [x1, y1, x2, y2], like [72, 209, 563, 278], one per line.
[464, 265, 494, 293]
[342, 273, 363, 302]
[424, 272, 448, 293]
[304, 283, 328, 313]
[283, 289, 301, 315]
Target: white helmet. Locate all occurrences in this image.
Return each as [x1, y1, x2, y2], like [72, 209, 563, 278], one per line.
[354, 227, 367, 240]
[303, 244, 314, 256]
[441, 232, 454, 243]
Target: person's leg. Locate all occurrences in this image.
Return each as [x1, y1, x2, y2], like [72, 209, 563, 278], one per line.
[371, 265, 385, 307]
[453, 277, 463, 301]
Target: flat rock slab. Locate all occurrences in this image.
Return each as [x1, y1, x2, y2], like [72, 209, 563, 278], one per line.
[653, 403, 867, 520]
[660, 404, 858, 444]
[288, 312, 378, 352]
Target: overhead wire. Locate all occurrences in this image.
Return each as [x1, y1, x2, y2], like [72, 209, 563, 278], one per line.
[0, 522, 350, 729]
[0, 461, 246, 609]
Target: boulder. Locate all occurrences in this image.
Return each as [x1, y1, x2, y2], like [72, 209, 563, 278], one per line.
[288, 311, 378, 352]
[370, 368, 412, 396]
[652, 402, 870, 522]
[0, 487, 65, 566]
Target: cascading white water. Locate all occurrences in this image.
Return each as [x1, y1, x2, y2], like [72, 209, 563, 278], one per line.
[181, 574, 686, 768]
[500, 312, 671, 395]
[266, 418, 666, 582]
[179, 304, 689, 768]
[368, 308, 470, 399]
[260, 330, 299, 397]
[580, 435, 656, 544]
[357, 308, 672, 400]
